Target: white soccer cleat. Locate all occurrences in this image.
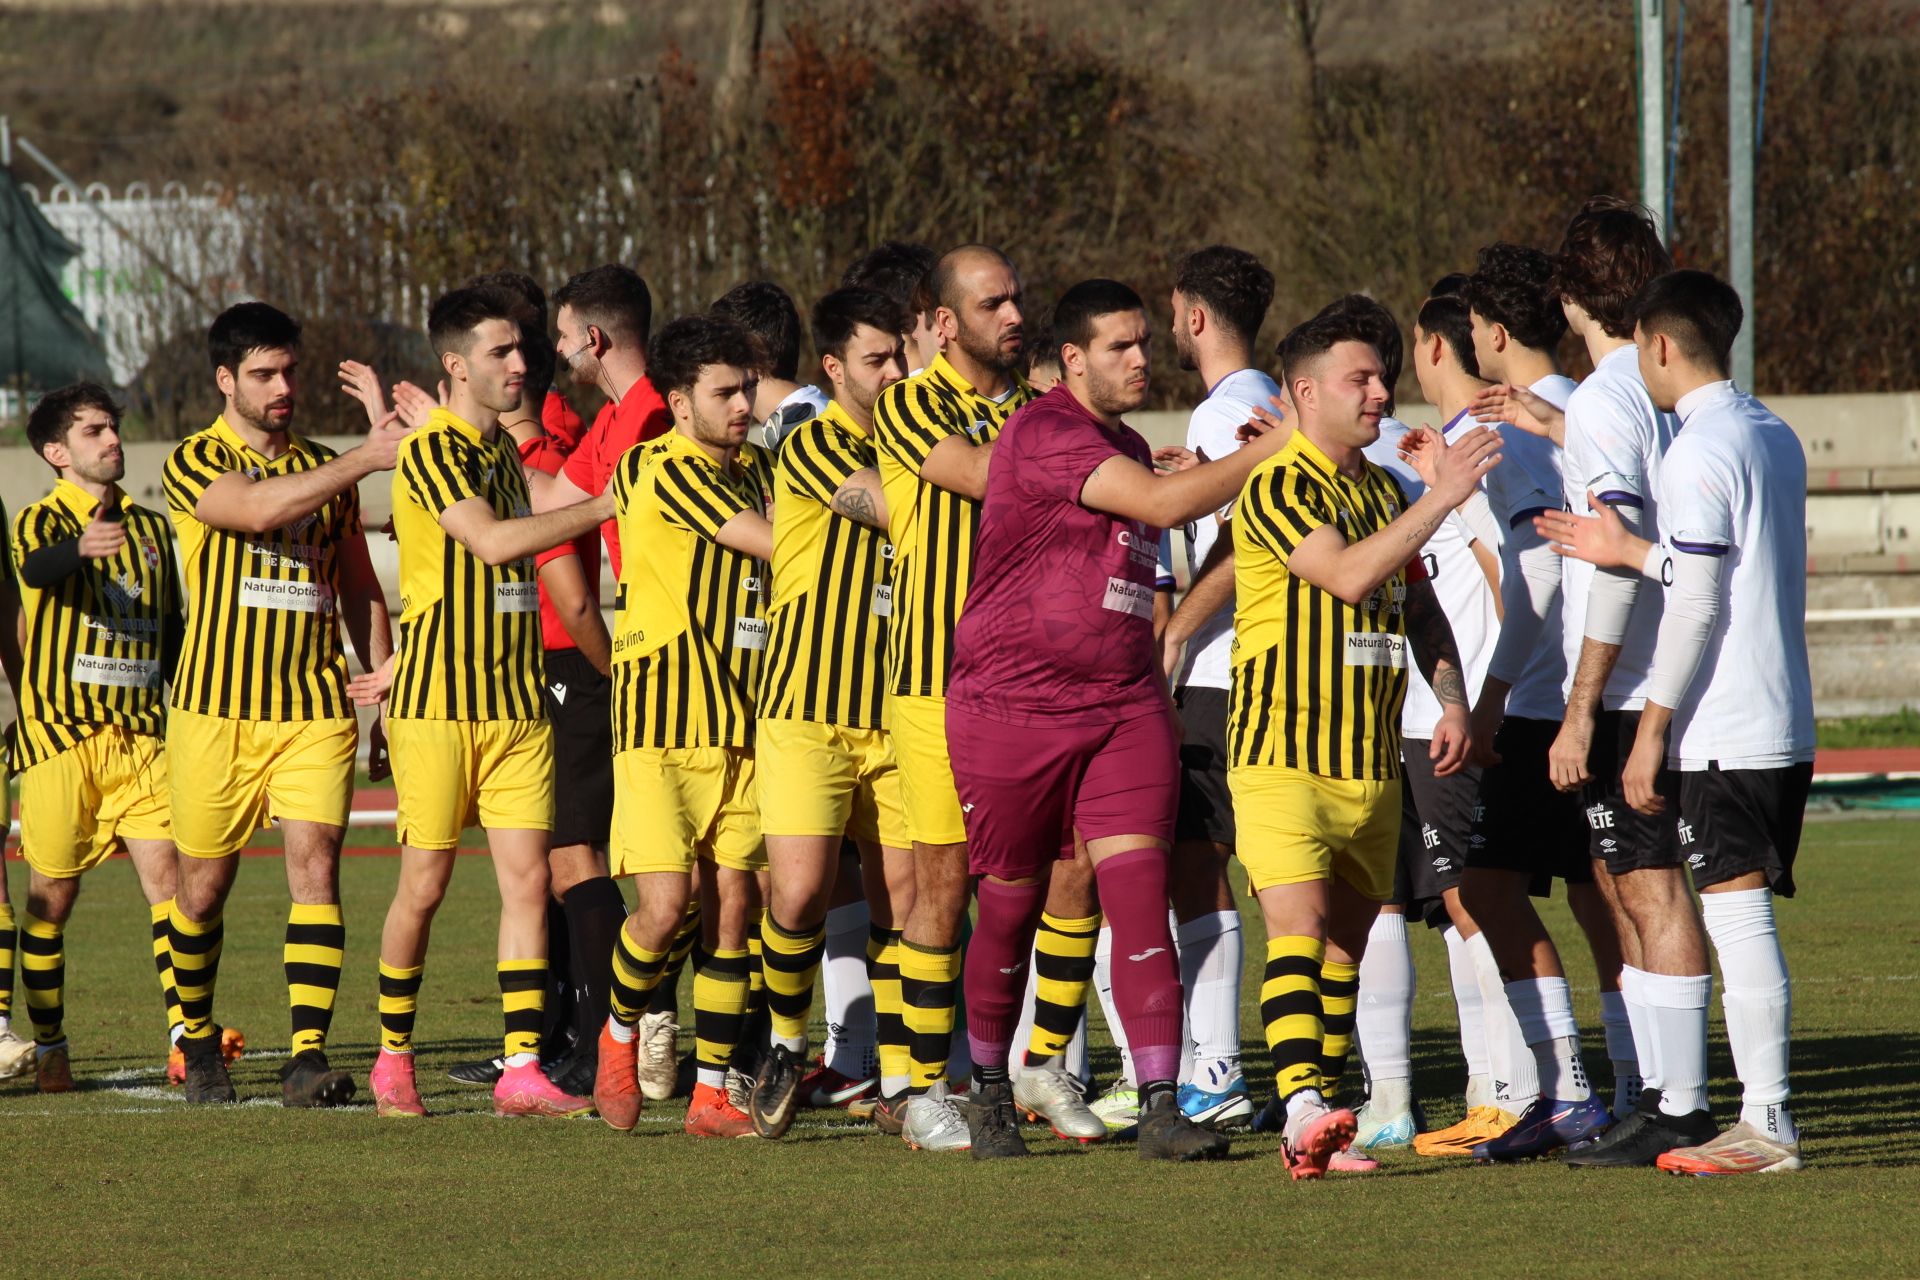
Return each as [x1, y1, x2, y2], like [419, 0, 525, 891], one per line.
[1013, 1064, 1107, 1142]
[636, 1011, 679, 1102]
[900, 1083, 973, 1153]
[0, 1028, 36, 1081]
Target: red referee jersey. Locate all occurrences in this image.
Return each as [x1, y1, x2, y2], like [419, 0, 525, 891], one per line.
[519, 432, 601, 653]
[561, 375, 672, 576]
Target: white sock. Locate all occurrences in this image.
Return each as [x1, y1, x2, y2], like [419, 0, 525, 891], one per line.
[1093, 925, 1134, 1085]
[0, 1016, 9, 1036]
[1356, 912, 1414, 1098]
[1284, 1087, 1326, 1123]
[821, 900, 876, 1079]
[1619, 965, 1661, 1094]
[1466, 930, 1537, 1112]
[1012, 933, 1044, 1071]
[1444, 926, 1491, 1107]
[1177, 910, 1244, 1086]
[1598, 989, 1642, 1113]
[1703, 888, 1797, 1143]
[606, 1015, 635, 1045]
[1504, 976, 1590, 1100]
[504, 1051, 537, 1069]
[1640, 970, 1712, 1117]
[697, 1064, 727, 1090]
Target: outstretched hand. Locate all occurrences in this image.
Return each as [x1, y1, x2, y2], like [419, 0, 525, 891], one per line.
[390, 381, 440, 430]
[1153, 445, 1200, 473]
[1471, 383, 1565, 446]
[1534, 493, 1636, 569]
[338, 360, 389, 428]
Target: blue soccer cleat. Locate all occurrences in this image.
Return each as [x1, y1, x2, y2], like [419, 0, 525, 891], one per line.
[1473, 1095, 1615, 1163]
[1178, 1072, 1255, 1132]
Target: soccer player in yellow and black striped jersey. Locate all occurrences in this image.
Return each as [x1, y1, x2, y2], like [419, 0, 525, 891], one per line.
[9, 384, 186, 1095]
[745, 286, 915, 1138]
[160, 301, 406, 1107]
[588, 314, 774, 1140]
[0, 493, 28, 1084]
[355, 285, 614, 1120]
[1228, 308, 1499, 1178]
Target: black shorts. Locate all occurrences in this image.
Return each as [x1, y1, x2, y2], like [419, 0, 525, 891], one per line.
[1582, 709, 1682, 876]
[1396, 742, 1480, 926]
[1471, 717, 1592, 885]
[544, 648, 613, 849]
[1173, 686, 1234, 846]
[1678, 762, 1812, 896]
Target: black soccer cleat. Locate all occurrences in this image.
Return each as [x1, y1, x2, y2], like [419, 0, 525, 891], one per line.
[1562, 1090, 1717, 1168]
[545, 1047, 597, 1099]
[749, 1043, 804, 1140]
[181, 1037, 236, 1105]
[966, 1080, 1030, 1160]
[447, 1057, 506, 1087]
[280, 1050, 356, 1108]
[1137, 1089, 1232, 1161]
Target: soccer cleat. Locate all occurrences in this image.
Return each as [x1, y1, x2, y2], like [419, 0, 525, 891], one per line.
[684, 1081, 757, 1138]
[1280, 1097, 1358, 1181]
[493, 1061, 593, 1118]
[749, 1043, 805, 1139]
[36, 1044, 74, 1094]
[800, 1058, 878, 1109]
[1353, 1101, 1418, 1151]
[370, 1049, 427, 1118]
[1328, 1148, 1383, 1172]
[965, 1080, 1029, 1159]
[180, 1039, 235, 1105]
[1177, 1078, 1256, 1132]
[1014, 1064, 1106, 1142]
[594, 1023, 642, 1132]
[900, 1085, 972, 1153]
[446, 1057, 506, 1086]
[1412, 1105, 1519, 1157]
[1137, 1089, 1230, 1161]
[636, 1012, 679, 1102]
[871, 1090, 910, 1136]
[1655, 1120, 1804, 1175]
[546, 1048, 597, 1099]
[280, 1049, 355, 1108]
[724, 1065, 755, 1112]
[166, 1025, 245, 1086]
[1473, 1095, 1614, 1163]
[1563, 1091, 1717, 1169]
[0, 1028, 37, 1080]
[1089, 1079, 1141, 1136]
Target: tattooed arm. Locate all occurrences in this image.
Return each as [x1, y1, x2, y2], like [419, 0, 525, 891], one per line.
[1404, 577, 1473, 776]
[830, 468, 889, 530]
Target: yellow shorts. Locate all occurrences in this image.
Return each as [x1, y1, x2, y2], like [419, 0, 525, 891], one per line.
[757, 718, 908, 848]
[18, 725, 170, 878]
[889, 694, 965, 847]
[169, 709, 358, 858]
[1229, 764, 1402, 901]
[611, 745, 762, 876]
[389, 718, 553, 851]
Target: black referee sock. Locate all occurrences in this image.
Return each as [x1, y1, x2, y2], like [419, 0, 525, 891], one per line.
[564, 876, 628, 1049]
[540, 898, 573, 1057]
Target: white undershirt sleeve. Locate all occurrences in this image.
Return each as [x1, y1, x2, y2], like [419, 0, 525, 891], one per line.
[1582, 500, 1650, 646]
[1484, 522, 1562, 686]
[1646, 547, 1725, 709]
[1456, 489, 1504, 553]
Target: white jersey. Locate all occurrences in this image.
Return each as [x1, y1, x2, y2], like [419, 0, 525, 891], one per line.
[1175, 367, 1283, 691]
[1656, 382, 1815, 768]
[1365, 414, 1498, 740]
[757, 384, 831, 452]
[1560, 345, 1677, 710]
[1480, 373, 1575, 720]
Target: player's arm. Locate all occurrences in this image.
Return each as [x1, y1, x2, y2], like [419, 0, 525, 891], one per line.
[336, 532, 395, 676]
[1470, 537, 1503, 621]
[829, 468, 889, 530]
[539, 550, 612, 676]
[712, 512, 774, 563]
[915, 434, 995, 500]
[1404, 577, 1472, 776]
[533, 462, 596, 513]
[1471, 383, 1566, 448]
[0, 558, 20, 701]
[437, 491, 615, 568]
[190, 418, 413, 536]
[1163, 528, 1234, 680]
[1078, 424, 1289, 529]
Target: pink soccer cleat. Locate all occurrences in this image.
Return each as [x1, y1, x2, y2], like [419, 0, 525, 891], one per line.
[371, 1049, 427, 1118]
[493, 1061, 594, 1118]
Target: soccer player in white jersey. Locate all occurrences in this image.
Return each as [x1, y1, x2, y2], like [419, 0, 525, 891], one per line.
[1539, 269, 1813, 1174]
[712, 281, 830, 453]
[1151, 245, 1279, 1132]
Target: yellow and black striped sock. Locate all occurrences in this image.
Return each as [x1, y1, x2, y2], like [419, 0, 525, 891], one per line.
[0, 900, 18, 1023]
[1317, 957, 1361, 1095]
[899, 939, 960, 1096]
[20, 914, 63, 1047]
[149, 902, 183, 1037]
[609, 924, 669, 1026]
[377, 961, 424, 1054]
[646, 899, 701, 1017]
[1262, 935, 1326, 1102]
[868, 924, 909, 1093]
[761, 913, 826, 1054]
[167, 905, 224, 1045]
[285, 903, 345, 1056]
[499, 959, 546, 1062]
[1025, 911, 1100, 1068]
[693, 947, 750, 1091]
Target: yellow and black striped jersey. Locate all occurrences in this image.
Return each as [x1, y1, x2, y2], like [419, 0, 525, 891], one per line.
[388, 408, 544, 721]
[1229, 430, 1413, 780]
[10, 481, 180, 771]
[871, 354, 1029, 698]
[759, 401, 891, 727]
[161, 416, 362, 720]
[611, 431, 772, 750]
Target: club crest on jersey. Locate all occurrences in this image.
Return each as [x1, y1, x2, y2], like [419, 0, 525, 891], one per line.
[141, 539, 161, 568]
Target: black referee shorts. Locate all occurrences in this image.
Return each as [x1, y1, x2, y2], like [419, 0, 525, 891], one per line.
[1678, 762, 1812, 896]
[1173, 685, 1234, 847]
[544, 647, 613, 849]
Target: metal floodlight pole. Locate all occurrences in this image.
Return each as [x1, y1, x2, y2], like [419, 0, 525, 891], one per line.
[1637, 0, 1668, 238]
[1728, 0, 1757, 389]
